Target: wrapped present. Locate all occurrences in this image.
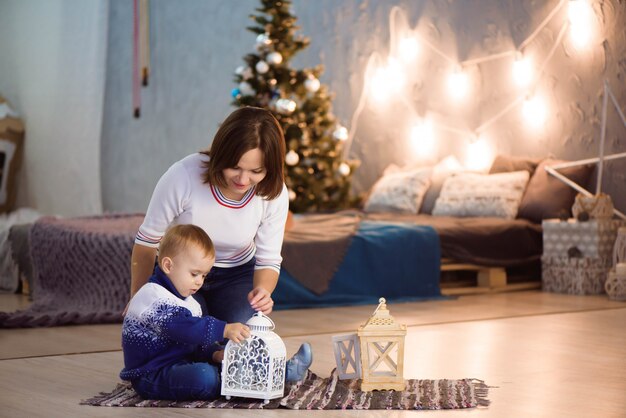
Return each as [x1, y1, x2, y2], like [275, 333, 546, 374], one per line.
[541, 256, 611, 295]
[542, 219, 624, 259]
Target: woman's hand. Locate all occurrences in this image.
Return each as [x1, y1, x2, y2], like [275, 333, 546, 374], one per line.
[248, 286, 274, 315]
[223, 323, 250, 344]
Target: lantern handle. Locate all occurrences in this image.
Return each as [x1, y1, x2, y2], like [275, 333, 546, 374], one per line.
[255, 311, 276, 330]
[372, 297, 387, 315]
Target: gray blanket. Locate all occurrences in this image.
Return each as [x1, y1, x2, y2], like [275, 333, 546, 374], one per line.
[0, 214, 142, 327]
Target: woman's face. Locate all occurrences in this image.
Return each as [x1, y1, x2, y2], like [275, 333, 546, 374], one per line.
[221, 147, 267, 199]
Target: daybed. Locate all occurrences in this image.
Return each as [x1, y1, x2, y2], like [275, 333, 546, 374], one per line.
[274, 153, 594, 305]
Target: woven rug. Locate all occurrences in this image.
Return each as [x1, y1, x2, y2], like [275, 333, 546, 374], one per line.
[82, 369, 489, 410]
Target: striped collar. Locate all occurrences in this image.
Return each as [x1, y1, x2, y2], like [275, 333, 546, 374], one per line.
[210, 184, 256, 209]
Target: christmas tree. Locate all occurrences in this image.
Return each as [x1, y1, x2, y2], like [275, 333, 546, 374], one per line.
[231, 0, 358, 213]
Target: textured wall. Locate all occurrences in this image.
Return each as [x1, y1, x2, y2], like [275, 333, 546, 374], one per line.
[0, 0, 108, 216]
[103, 0, 626, 214]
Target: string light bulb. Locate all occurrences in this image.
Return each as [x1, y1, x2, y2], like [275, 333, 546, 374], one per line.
[522, 94, 547, 128]
[447, 66, 469, 101]
[465, 134, 493, 171]
[369, 58, 406, 103]
[568, 0, 593, 49]
[512, 52, 533, 87]
[409, 119, 435, 160]
[398, 36, 419, 62]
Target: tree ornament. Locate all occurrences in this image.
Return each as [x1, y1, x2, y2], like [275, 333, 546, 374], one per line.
[268, 78, 277, 87]
[333, 125, 349, 141]
[285, 150, 300, 166]
[241, 67, 254, 80]
[238, 81, 255, 96]
[338, 162, 351, 176]
[235, 65, 246, 75]
[266, 51, 283, 65]
[255, 33, 272, 49]
[231, 88, 241, 99]
[276, 98, 296, 114]
[304, 76, 320, 93]
[255, 60, 270, 74]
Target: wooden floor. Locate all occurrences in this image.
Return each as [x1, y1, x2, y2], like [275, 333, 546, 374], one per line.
[1, 290, 625, 417]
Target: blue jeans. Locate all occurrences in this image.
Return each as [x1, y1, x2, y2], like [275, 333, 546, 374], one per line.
[132, 361, 221, 400]
[195, 258, 256, 325]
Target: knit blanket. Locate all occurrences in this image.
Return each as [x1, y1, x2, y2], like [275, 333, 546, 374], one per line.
[281, 212, 360, 295]
[0, 214, 143, 328]
[81, 369, 490, 410]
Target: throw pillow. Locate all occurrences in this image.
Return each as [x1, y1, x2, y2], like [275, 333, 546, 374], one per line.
[432, 170, 530, 219]
[364, 168, 431, 213]
[420, 155, 467, 214]
[517, 159, 594, 223]
[489, 155, 541, 176]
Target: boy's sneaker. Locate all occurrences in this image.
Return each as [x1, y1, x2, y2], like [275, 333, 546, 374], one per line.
[285, 342, 313, 382]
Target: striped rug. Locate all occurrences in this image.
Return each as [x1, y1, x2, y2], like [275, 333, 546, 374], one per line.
[82, 369, 490, 410]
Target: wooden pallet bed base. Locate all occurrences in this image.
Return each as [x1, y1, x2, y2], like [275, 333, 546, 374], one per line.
[439, 258, 541, 296]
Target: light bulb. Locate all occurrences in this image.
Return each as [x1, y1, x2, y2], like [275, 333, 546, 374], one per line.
[512, 53, 533, 87]
[410, 119, 435, 160]
[523, 95, 547, 128]
[369, 58, 405, 104]
[465, 135, 492, 172]
[398, 37, 419, 62]
[568, 0, 593, 49]
[448, 67, 469, 101]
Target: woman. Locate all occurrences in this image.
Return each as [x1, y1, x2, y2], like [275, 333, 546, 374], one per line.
[130, 107, 289, 324]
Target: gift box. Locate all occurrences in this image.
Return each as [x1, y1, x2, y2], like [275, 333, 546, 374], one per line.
[541, 256, 611, 295]
[542, 219, 624, 259]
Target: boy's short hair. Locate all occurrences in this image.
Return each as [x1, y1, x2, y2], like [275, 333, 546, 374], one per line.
[158, 224, 215, 264]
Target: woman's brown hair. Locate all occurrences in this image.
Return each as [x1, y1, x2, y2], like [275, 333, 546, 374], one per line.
[201, 107, 286, 200]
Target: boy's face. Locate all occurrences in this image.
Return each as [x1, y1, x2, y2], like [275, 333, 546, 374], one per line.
[161, 244, 215, 297]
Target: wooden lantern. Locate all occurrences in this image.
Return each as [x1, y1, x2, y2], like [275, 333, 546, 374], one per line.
[357, 297, 406, 391]
[331, 333, 362, 380]
[221, 312, 286, 404]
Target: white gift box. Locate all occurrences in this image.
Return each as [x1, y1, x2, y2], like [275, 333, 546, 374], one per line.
[541, 255, 612, 295]
[542, 219, 624, 259]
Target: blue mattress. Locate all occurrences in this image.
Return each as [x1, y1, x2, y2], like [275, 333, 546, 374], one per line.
[274, 221, 442, 309]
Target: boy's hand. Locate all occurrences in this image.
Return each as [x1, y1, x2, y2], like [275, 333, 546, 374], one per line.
[212, 350, 224, 363]
[224, 323, 250, 344]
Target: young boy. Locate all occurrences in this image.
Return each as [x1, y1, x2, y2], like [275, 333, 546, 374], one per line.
[120, 224, 312, 401]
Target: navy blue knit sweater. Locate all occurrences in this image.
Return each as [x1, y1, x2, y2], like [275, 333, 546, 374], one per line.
[120, 266, 226, 381]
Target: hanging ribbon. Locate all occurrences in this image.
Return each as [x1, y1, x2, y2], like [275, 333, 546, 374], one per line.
[132, 0, 140, 118]
[139, 0, 150, 87]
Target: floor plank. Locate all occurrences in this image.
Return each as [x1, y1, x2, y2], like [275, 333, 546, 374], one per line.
[2, 290, 624, 360]
[0, 308, 624, 417]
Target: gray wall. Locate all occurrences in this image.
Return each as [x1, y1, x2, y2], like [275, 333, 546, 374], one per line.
[103, 0, 626, 214]
[2, 0, 624, 216]
[0, 0, 107, 216]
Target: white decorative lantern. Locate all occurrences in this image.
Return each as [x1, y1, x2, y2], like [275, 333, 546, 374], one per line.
[221, 312, 287, 404]
[357, 298, 406, 391]
[331, 333, 362, 380]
